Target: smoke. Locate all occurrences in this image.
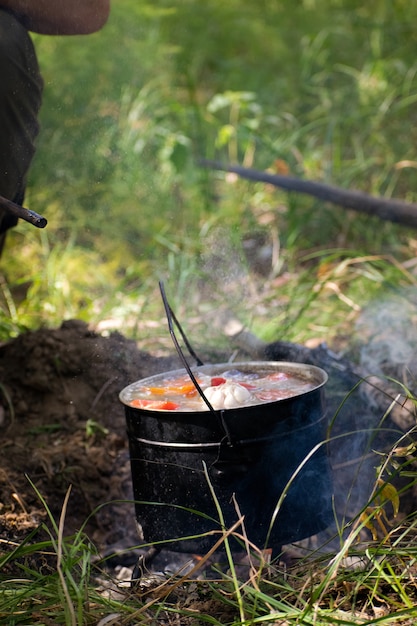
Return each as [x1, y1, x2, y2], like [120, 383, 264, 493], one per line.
[285, 290, 417, 555]
[356, 289, 417, 385]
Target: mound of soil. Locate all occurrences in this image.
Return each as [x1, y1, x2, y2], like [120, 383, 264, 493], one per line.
[0, 320, 182, 554]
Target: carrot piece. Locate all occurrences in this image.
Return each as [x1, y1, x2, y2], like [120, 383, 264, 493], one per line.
[146, 381, 198, 396]
[146, 387, 166, 395]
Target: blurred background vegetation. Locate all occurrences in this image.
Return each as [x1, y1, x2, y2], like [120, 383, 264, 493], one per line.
[2, 0, 417, 351]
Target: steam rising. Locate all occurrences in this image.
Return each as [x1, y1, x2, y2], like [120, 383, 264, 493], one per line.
[357, 290, 417, 385]
[201, 226, 255, 305]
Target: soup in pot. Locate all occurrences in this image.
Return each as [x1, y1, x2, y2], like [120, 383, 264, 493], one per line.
[123, 365, 318, 412]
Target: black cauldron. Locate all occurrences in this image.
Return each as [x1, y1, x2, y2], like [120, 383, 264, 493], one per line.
[120, 361, 333, 554]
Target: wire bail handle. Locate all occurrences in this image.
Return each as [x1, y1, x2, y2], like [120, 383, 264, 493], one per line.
[159, 281, 236, 446]
[159, 281, 213, 412]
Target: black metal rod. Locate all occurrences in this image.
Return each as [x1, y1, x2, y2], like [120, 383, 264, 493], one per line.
[200, 159, 417, 229]
[131, 546, 161, 585]
[165, 301, 204, 367]
[159, 281, 215, 413]
[0, 194, 47, 228]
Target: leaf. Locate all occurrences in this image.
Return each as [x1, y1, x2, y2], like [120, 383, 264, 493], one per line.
[376, 478, 399, 517]
[358, 480, 400, 541]
[216, 124, 235, 148]
[392, 442, 417, 457]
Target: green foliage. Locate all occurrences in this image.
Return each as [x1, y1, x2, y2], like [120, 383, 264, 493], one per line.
[1, 0, 417, 346]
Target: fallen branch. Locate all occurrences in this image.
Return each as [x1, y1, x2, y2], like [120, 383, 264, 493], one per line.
[200, 159, 417, 229]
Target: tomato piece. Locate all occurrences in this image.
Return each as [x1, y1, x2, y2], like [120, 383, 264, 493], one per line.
[130, 399, 179, 410]
[210, 377, 226, 386]
[238, 382, 257, 390]
[130, 399, 153, 407]
[265, 372, 289, 381]
[255, 389, 287, 402]
[156, 401, 181, 410]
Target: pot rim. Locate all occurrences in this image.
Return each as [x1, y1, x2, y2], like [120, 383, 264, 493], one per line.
[119, 360, 328, 412]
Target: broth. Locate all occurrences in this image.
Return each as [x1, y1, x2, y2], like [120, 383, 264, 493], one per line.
[124, 365, 317, 412]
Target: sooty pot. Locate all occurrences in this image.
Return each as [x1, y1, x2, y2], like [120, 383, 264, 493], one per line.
[120, 361, 333, 554]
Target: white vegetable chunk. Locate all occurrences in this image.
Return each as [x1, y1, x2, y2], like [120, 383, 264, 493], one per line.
[203, 382, 254, 410]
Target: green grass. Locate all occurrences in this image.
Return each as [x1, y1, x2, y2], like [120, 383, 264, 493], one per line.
[1, 428, 417, 625]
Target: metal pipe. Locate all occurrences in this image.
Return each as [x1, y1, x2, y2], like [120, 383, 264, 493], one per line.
[0, 194, 47, 228]
[200, 159, 417, 229]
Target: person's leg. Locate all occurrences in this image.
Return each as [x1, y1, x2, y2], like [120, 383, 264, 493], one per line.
[0, 9, 43, 251]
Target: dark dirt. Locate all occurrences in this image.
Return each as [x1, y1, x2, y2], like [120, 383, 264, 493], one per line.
[0, 319, 185, 556]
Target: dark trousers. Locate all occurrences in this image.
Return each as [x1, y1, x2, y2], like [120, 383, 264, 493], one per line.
[0, 9, 43, 247]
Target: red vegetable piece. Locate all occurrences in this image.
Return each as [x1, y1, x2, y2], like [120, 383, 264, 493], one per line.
[266, 372, 289, 381]
[130, 399, 153, 407]
[256, 389, 287, 401]
[211, 377, 226, 386]
[130, 398, 179, 410]
[157, 401, 180, 410]
[238, 382, 256, 390]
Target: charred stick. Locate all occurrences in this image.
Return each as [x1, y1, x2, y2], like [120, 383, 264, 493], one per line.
[200, 159, 417, 229]
[0, 194, 47, 228]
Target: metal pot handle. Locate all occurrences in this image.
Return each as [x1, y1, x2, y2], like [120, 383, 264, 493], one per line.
[210, 440, 250, 482]
[159, 281, 235, 445]
[159, 281, 215, 413]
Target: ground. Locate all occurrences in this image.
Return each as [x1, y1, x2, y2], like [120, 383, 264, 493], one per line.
[0, 318, 415, 576]
[0, 319, 184, 556]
